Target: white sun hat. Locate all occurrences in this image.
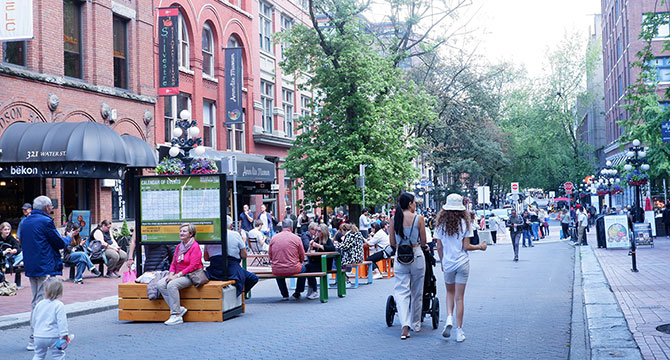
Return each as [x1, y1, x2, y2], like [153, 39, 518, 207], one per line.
[443, 193, 466, 211]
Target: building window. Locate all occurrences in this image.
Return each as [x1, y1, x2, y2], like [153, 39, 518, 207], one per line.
[113, 16, 128, 89]
[203, 100, 216, 147]
[616, 36, 621, 59]
[282, 88, 294, 137]
[164, 93, 191, 142]
[648, 57, 670, 82]
[280, 14, 293, 59]
[63, 0, 82, 78]
[2, 41, 25, 66]
[259, 1, 272, 53]
[179, 12, 190, 69]
[227, 121, 245, 152]
[299, 0, 308, 10]
[618, 75, 623, 98]
[615, 0, 619, 19]
[202, 24, 214, 77]
[261, 80, 274, 133]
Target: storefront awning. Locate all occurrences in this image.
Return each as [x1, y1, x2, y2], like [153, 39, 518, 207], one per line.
[187, 148, 276, 182]
[0, 122, 153, 179]
[121, 134, 157, 168]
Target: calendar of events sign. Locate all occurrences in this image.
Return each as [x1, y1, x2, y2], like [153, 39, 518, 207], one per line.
[140, 175, 222, 243]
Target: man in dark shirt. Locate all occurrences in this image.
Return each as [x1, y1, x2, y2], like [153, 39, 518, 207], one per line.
[507, 209, 524, 261]
[663, 203, 670, 238]
[239, 204, 254, 232]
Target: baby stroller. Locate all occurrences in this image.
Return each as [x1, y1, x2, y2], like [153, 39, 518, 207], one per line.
[385, 242, 440, 329]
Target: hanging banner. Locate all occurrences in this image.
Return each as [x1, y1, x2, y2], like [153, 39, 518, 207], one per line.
[157, 7, 179, 96]
[224, 48, 243, 124]
[0, 0, 33, 41]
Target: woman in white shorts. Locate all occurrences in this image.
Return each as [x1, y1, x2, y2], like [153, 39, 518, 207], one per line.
[435, 194, 487, 342]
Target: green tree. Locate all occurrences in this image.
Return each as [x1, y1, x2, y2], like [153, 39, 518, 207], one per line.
[278, 0, 437, 211]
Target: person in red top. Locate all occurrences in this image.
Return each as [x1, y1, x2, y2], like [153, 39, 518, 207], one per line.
[268, 218, 306, 301]
[156, 223, 203, 325]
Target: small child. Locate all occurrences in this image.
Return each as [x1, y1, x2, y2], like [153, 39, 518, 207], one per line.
[31, 278, 73, 360]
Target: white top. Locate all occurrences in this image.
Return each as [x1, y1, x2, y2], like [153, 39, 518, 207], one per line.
[359, 214, 372, 230]
[259, 212, 269, 232]
[205, 230, 245, 260]
[368, 229, 389, 248]
[578, 212, 588, 227]
[435, 219, 474, 273]
[32, 299, 68, 338]
[488, 217, 499, 232]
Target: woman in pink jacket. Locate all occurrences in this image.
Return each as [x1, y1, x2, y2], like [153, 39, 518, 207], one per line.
[156, 223, 203, 325]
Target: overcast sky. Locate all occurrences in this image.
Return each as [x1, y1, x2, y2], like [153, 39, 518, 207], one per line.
[472, 0, 602, 76]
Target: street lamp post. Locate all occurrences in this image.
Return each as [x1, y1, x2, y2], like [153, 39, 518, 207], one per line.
[624, 139, 650, 273]
[598, 160, 620, 212]
[169, 110, 205, 174]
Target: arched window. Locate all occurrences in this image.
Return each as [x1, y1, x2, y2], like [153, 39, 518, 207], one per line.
[178, 11, 190, 69]
[202, 24, 214, 76]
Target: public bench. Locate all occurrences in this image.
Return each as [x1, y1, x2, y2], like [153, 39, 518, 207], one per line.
[6, 265, 24, 287]
[65, 258, 105, 281]
[344, 261, 374, 288]
[118, 280, 243, 322]
[256, 272, 329, 302]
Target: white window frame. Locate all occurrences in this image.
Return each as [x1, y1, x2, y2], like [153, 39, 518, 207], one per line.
[164, 93, 192, 143]
[202, 24, 214, 77]
[259, 1, 273, 53]
[261, 80, 274, 133]
[178, 12, 190, 69]
[227, 121, 245, 152]
[280, 14, 293, 59]
[282, 88, 294, 137]
[203, 99, 216, 148]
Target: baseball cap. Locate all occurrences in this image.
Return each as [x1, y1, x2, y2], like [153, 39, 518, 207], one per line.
[22, 203, 32, 210]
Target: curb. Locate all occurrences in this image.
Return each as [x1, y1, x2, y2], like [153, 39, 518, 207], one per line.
[570, 244, 588, 359]
[579, 245, 643, 360]
[0, 296, 118, 331]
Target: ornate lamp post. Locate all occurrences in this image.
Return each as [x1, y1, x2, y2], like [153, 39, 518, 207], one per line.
[598, 160, 621, 212]
[168, 110, 205, 174]
[624, 139, 650, 273]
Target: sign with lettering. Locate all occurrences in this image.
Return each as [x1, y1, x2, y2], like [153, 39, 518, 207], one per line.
[0, 163, 125, 179]
[0, 103, 46, 133]
[157, 7, 179, 96]
[662, 121, 670, 143]
[0, 0, 33, 41]
[224, 48, 243, 124]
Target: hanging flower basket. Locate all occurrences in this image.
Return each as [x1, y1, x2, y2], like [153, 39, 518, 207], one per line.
[609, 185, 624, 195]
[156, 157, 185, 175]
[625, 170, 648, 186]
[596, 185, 609, 196]
[190, 158, 219, 175]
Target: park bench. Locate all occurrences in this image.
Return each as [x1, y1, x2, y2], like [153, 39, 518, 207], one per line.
[255, 272, 329, 302]
[6, 265, 24, 287]
[65, 258, 106, 281]
[118, 280, 243, 322]
[344, 261, 374, 288]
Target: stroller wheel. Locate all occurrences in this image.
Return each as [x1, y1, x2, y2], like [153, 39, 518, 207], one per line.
[385, 295, 396, 327]
[431, 297, 440, 329]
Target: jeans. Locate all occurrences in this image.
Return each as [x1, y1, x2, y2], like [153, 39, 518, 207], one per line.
[490, 231, 497, 244]
[511, 231, 521, 258]
[522, 229, 533, 246]
[68, 252, 95, 281]
[276, 265, 307, 298]
[366, 250, 386, 271]
[298, 263, 319, 292]
[531, 223, 540, 240]
[561, 223, 569, 239]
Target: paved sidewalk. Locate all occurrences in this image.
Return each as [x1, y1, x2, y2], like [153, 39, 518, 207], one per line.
[588, 229, 670, 359]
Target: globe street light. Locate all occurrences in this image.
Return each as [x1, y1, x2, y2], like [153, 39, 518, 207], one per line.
[169, 109, 204, 174]
[598, 160, 620, 212]
[625, 139, 650, 273]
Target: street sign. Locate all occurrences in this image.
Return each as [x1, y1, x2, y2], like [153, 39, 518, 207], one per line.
[566, 189, 573, 195]
[662, 121, 670, 143]
[477, 186, 490, 204]
[511, 182, 519, 194]
[549, 191, 555, 198]
[564, 182, 574, 191]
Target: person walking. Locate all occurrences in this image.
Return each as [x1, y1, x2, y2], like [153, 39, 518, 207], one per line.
[560, 208, 571, 239]
[359, 209, 372, 239]
[521, 210, 533, 247]
[31, 278, 73, 360]
[507, 208, 523, 261]
[662, 203, 670, 238]
[389, 192, 427, 339]
[435, 193, 487, 342]
[577, 207, 588, 246]
[487, 213, 499, 244]
[21, 196, 74, 351]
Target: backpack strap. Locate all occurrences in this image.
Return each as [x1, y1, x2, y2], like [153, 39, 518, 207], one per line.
[400, 215, 418, 245]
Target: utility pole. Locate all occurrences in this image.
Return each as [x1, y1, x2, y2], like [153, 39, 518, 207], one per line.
[359, 164, 366, 209]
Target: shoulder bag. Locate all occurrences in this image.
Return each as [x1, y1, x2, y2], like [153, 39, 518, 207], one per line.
[187, 268, 209, 288]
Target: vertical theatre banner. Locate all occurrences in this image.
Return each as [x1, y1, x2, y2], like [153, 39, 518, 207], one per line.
[225, 48, 243, 124]
[157, 7, 179, 96]
[0, 0, 33, 41]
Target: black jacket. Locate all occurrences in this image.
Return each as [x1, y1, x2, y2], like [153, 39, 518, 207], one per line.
[663, 208, 670, 224]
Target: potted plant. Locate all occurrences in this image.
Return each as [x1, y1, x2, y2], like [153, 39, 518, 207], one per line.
[625, 170, 648, 186]
[156, 157, 185, 175]
[190, 158, 219, 174]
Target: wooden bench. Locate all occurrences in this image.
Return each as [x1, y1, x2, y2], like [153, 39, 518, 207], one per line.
[255, 272, 329, 303]
[118, 280, 243, 322]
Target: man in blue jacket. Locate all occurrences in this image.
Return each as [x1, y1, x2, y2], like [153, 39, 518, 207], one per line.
[21, 195, 73, 351]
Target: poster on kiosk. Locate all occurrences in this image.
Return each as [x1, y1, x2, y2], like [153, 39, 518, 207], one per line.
[603, 215, 631, 249]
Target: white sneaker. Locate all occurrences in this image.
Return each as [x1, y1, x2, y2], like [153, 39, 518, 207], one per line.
[307, 291, 319, 300]
[456, 328, 466, 342]
[373, 273, 383, 280]
[442, 315, 453, 338]
[179, 306, 188, 317]
[164, 315, 183, 326]
[26, 338, 35, 351]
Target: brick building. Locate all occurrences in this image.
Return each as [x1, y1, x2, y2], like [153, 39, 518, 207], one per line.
[601, 0, 670, 207]
[153, 0, 313, 222]
[0, 0, 156, 230]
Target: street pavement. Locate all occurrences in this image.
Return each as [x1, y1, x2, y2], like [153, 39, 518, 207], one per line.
[1, 236, 575, 359]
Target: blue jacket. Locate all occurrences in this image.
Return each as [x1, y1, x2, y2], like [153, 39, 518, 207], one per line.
[21, 209, 71, 277]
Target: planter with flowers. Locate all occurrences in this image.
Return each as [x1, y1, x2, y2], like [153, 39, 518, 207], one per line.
[190, 158, 219, 174]
[625, 170, 648, 186]
[596, 185, 610, 196]
[156, 157, 185, 175]
[609, 184, 623, 195]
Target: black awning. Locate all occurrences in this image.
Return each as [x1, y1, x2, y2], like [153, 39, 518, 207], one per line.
[0, 122, 134, 179]
[121, 135, 157, 168]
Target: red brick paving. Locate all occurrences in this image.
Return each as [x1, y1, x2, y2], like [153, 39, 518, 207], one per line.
[1, 272, 122, 316]
[591, 231, 670, 360]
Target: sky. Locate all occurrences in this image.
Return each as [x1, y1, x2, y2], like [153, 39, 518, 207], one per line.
[472, 0, 602, 76]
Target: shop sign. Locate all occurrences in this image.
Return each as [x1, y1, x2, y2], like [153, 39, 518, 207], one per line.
[0, 104, 44, 132]
[157, 7, 179, 96]
[240, 163, 274, 182]
[0, 0, 33, 41]
[0, 163, 125, 179]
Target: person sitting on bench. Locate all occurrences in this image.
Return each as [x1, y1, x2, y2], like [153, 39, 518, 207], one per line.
[204, 216, 258, 296]
[365, 221, 391, 279]
[63, 222, 101, 283]
[1, 222, 22, 274]
[268, 218, 306, 301]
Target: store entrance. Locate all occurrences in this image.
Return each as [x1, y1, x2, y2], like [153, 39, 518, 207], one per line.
[62, 179, 91, 223]
[0, 178, 42, 231]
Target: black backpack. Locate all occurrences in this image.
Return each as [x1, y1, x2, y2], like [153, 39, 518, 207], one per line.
[396, 216, 417, 265]
[88, 227, 104, 260]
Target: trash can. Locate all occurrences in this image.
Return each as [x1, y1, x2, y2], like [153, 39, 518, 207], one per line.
[596, 215, 606, 248]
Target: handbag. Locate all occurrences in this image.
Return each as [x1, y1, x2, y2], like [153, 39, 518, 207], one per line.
[187, 267, 209, 288]
[122, 270, 137, 283]
[396, 216, 417, 265]
[383, 245, 395, 258]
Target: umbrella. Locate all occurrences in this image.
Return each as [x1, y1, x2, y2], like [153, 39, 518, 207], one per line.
[553, 197, 571, 202]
